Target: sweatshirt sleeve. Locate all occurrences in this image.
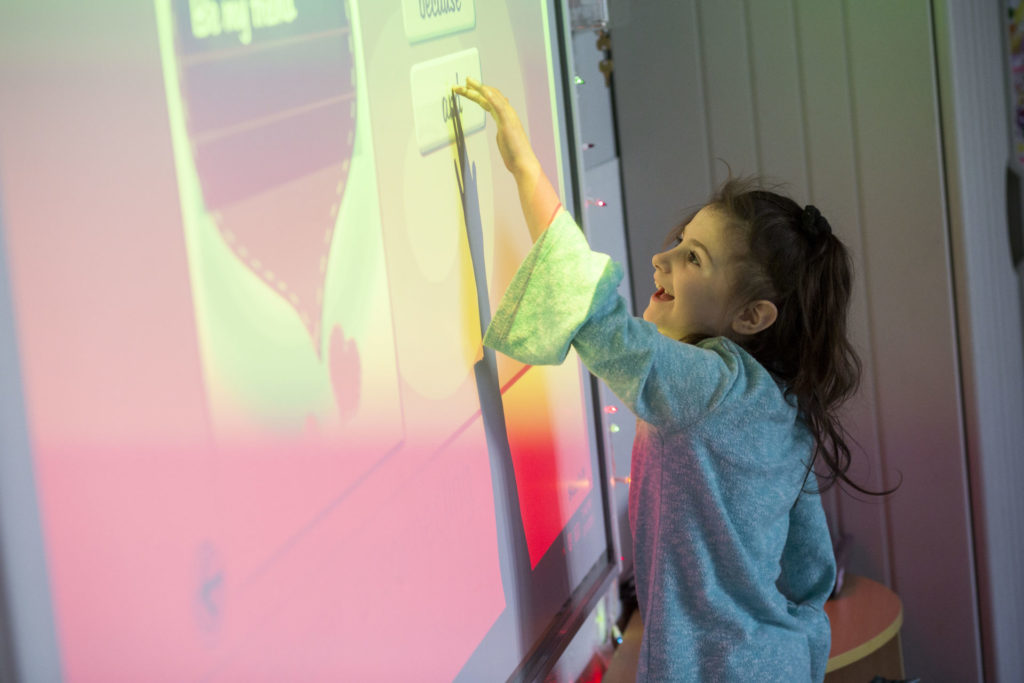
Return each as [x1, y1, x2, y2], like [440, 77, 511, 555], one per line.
[777, 486, 838, 682]
[483, 209, 746, 429]
[482, 209, 616, 365]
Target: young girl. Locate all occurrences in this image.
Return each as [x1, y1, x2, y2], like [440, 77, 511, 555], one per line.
[454, 78, 865, 682]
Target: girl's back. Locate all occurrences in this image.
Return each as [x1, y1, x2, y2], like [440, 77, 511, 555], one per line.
[626, 337, 834, 681]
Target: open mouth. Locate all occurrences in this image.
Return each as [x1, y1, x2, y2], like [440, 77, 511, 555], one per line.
[653, 286, 675, 302]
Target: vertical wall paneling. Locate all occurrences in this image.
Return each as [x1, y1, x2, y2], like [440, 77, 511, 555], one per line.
[744, 0, 809, 198]
[611, 0, 997, 678]
[933, 0, 1024, 679]
[612, 0, 711, 314]
[793, 0, 892, 585]
[843, 2, 981, 679]
[697, 1, 759, 185]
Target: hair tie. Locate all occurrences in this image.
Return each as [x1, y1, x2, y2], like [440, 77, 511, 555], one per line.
[801, 205, 832, 241]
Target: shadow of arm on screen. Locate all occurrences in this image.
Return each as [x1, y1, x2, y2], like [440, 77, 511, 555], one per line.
[450, 90, 537, 618]
[450, 90, 510, 483]
[451, 90, 486, 313]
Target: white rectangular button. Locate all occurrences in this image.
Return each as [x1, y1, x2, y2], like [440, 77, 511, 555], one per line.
[410, 48, 484, 156]
[401, 0, 476, 44]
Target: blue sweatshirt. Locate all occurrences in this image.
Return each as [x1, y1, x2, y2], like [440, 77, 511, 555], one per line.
[483, 210, 835, 682]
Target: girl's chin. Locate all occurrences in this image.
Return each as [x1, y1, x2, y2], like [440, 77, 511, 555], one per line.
[642, 312, 673, 338]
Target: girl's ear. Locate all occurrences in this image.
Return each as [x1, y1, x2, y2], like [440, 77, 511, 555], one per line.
[731, 299, 778, 336]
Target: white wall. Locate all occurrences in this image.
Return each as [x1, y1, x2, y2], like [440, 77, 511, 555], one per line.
[608, 0, 1024, 680]
[934, 2, 1024, 681]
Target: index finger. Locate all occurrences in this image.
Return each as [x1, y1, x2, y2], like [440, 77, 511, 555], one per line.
[452, 81, 491, 113]
[464, 77, 512, 125]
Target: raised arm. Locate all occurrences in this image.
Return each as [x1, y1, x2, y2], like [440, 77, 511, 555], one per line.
[453, 77, 560, 242]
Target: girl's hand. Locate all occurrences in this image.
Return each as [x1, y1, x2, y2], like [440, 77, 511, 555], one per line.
[453, 77, 540, 181]
[453, 77, 559, 243]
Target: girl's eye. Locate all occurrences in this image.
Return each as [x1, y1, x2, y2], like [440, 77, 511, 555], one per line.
[687, 249, 700, 266]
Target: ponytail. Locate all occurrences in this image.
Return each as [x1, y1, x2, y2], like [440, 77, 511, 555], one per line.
[707, 178, 897, 496]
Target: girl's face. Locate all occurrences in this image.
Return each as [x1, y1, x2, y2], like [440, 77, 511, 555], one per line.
[643, 206, 740, 340]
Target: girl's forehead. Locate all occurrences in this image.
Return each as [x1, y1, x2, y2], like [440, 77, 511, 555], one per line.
[683, 206, 746, 263]
[682, 206, 728, 243]
[688, 205, 725, 229]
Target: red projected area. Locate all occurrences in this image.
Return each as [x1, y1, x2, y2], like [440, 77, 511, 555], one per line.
[0, 0, 605, 680]
[503, 365, 595, 569]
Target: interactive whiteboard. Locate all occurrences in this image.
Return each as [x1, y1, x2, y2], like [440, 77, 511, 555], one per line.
[0, 0, 616, 680]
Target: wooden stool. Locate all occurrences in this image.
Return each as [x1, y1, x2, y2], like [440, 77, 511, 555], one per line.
[824, 574, 905, 682]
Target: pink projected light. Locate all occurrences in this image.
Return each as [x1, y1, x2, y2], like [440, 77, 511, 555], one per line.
[0, 0, 608, 680]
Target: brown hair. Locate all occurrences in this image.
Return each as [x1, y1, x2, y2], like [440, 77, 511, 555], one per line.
[671, 177, 897, 496]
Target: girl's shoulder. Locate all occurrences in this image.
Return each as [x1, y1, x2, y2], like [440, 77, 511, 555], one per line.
[688, 337, 811, 464]
[693, 336, 796, 410]
[693, 335, 760, 372]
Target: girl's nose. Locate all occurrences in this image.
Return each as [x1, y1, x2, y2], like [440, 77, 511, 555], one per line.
[652, 250, 669, 272]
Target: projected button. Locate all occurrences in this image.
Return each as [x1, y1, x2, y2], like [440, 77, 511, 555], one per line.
[410, 48, 484, 155]
[401, 0, 476, 44]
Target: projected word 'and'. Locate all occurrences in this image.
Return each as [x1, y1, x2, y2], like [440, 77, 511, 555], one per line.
[411, 49, 484, 155]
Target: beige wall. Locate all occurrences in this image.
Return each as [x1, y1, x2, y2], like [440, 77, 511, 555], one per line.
[609, 0, 1024, 679]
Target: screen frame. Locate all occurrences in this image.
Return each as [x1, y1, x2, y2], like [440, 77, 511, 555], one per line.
[0, 177, 63, 681]
[504, 1, 621, 680]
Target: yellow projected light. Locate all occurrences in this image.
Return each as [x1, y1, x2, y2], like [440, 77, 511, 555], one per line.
[396, 51, 494, 401]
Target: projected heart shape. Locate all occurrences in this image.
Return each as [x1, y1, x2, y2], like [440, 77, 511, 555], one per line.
[172, 1, 355, 354]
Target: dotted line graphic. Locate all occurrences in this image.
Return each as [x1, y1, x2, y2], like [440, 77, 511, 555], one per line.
[311, 9, 357, 352]
[211, 3, 357, 357]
